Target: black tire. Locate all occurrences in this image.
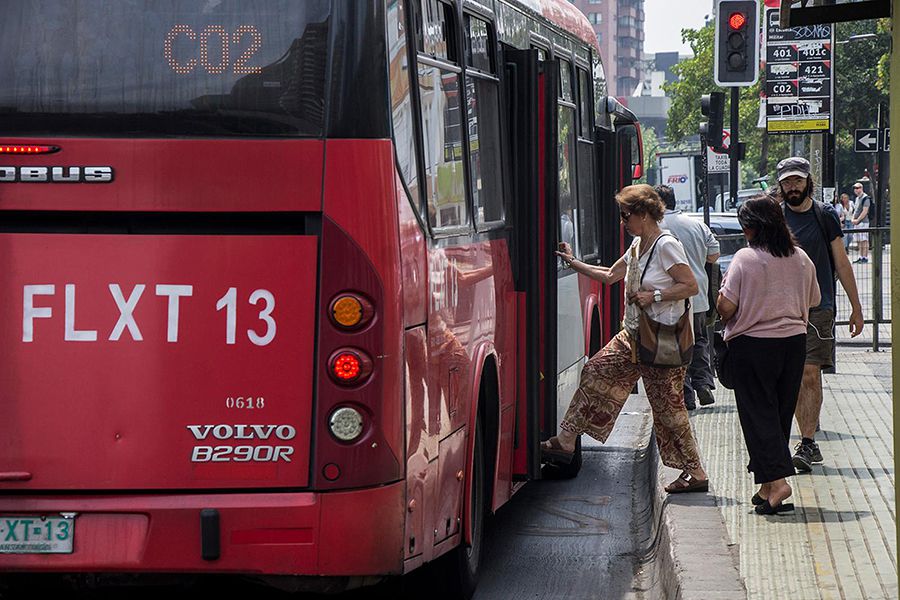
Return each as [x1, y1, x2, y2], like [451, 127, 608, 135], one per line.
[440, 421, 484, 600]
[542, 434, 582, 479]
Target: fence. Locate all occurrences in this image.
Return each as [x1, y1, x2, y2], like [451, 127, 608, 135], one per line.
[835, 227, 890, 350]
[714, 227, 891, 350]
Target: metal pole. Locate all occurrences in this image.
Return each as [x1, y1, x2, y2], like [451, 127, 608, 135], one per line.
[701, 135, 710, 227]
[730, 87, 739, 209]
[876, 102, 887, 226]
[873, 228, 882, 352]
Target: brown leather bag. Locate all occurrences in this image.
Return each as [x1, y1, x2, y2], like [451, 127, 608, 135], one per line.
[636, 235, 694, 368]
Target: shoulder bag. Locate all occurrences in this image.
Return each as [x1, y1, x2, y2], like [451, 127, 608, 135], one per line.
[636, 234, 694, 368]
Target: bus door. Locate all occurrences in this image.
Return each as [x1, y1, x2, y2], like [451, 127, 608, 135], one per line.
[503, 48, 559, 480]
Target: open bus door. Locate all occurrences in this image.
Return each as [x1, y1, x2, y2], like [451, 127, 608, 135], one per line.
[594, 107, 643, 343]
[503, 48, 559, 481]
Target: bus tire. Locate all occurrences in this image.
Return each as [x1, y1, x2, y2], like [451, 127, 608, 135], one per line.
[441, 420, 484, 599]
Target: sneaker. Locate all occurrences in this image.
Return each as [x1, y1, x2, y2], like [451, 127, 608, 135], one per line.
[807, 441, 823, 463]
[792, 441, 822, 472]
[853, 257, 869, 264]
[697, 387, 715, 406]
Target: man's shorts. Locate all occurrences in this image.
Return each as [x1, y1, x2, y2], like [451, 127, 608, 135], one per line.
[806, 307, 835, 369]
[856, 220, 870, 243]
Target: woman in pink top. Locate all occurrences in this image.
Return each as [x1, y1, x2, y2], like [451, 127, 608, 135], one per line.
[717, 197, 820, 515]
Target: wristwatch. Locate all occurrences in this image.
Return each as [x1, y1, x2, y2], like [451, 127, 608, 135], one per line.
[653, 289, 663, 303]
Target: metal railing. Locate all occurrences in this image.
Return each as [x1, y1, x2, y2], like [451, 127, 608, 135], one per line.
[714, 228, 891, 350]
[835, 226, 890, 350]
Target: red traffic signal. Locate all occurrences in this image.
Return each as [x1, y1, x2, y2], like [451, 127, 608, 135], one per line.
[728, 12, 747, 30]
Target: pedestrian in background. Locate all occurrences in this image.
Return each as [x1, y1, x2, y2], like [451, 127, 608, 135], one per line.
[850, 182, 871, 263]
[543, 185, 709, 494]
[838, 192, 853, 252]
[776, 157, 864, 472]
[656, 184, 720, 410]
[717, 196, 820, 515]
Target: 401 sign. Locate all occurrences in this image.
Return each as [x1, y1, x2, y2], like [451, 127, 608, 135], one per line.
[764, 7, 834, 134]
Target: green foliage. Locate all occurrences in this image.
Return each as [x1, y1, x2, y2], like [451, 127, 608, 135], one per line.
[833, 18, 890, 193]
[664, 16, 890, 195]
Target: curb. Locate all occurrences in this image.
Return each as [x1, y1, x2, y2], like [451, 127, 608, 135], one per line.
[647, 432, 746, 600]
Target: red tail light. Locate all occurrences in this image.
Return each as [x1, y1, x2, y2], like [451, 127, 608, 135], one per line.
[329, 349, 372, 384]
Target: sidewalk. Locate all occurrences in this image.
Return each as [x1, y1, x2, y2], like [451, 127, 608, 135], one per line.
[681, 347, 897, 599]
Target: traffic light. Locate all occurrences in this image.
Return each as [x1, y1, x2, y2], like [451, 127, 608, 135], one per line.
[714, 0, 759, 86]
[700, 92, 725, 151]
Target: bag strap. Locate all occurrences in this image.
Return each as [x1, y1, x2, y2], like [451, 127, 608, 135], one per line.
[639, 233, 690, 313]
[639, 233, 673, 285]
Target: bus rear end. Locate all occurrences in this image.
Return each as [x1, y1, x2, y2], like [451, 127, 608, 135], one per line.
[0, 1, 405, 590]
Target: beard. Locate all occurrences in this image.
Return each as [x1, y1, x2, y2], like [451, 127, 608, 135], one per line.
[781, 184, 808, 206]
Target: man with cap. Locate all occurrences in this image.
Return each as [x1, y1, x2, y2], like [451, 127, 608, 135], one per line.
[777, 157, 864, 472]
[656, 184, 720, 410]
[850, 181, 871, 263]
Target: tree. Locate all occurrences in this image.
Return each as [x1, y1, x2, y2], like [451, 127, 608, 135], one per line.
[833, 18, 891, 194]
[663, 16, 890, 195]
[664, 22, 789, 186]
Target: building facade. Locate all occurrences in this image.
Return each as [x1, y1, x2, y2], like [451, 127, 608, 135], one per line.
[569, 0, 645, 97]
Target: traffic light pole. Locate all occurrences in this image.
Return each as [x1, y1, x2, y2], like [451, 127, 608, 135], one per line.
[729, 87, 740, 209]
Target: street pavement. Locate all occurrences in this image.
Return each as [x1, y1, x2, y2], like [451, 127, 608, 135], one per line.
[667, 346, 897, 599]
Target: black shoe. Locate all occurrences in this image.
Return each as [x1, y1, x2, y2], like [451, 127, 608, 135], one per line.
[807, 441, 823, 463]
[755, 500, 795, 515]
[697, 387, 715, 406]
[792, 441, 818, 472]
[684, 399, 697, 411]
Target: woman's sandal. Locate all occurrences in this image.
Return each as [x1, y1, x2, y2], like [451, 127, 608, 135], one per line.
[751, 493, 765, 506]
[540, 437, 575, 464]
[755, 500, 795, 515]
[665, 472, 709, 494]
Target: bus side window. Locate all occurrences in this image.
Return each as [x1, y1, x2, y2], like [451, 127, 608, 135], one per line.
[558, 57, 578, 264]
[576, 66, 598, 258]
[465, 15, 504, 229]
[387, 0, 424, 214]
[417, 0, 468, 231]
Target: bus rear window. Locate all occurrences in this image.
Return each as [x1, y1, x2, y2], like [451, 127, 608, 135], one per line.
[0, 1, 330, 137]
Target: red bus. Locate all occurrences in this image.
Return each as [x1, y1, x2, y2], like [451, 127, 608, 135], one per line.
[0, 0, 641, 596]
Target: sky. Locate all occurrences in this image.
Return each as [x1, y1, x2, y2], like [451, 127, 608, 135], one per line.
[643, 0, 715, 56]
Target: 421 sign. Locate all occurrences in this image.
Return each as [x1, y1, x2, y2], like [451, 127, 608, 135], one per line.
[764, 7, 834, 135]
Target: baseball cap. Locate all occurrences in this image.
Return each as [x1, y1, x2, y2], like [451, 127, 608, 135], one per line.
[776, 156, 810, 181]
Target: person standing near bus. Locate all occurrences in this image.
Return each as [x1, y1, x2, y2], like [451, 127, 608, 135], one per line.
[655, 184, 720, 410]
[542, 184, 709, 494]
[716, 197, 820, 514]
[776, 157, 864, 472]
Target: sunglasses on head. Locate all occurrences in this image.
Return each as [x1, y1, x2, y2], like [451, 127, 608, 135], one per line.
[619, 210, 632, 221]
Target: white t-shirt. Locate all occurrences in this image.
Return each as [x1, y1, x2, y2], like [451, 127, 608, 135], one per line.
[622, 234, 691, 334]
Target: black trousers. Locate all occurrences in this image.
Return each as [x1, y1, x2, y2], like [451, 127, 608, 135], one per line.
[729, 333, 806, 484]
[684, 312, 715, 403]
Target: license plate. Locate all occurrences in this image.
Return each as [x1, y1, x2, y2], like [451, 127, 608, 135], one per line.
[0, 516, 74, 554]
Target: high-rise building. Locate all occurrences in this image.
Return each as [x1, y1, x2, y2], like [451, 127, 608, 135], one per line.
[569, 0, 645, 97]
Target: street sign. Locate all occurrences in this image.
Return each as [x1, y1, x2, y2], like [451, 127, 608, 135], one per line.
[708, 128, 731, 173]
[884, 128, 890, 152]
[855, 129, 878, 153]
[764, 8, 834, 135]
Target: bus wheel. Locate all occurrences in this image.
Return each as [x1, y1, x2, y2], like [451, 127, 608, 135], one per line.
[442, 420, 484, 599]
[542, 435, 582, 479]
